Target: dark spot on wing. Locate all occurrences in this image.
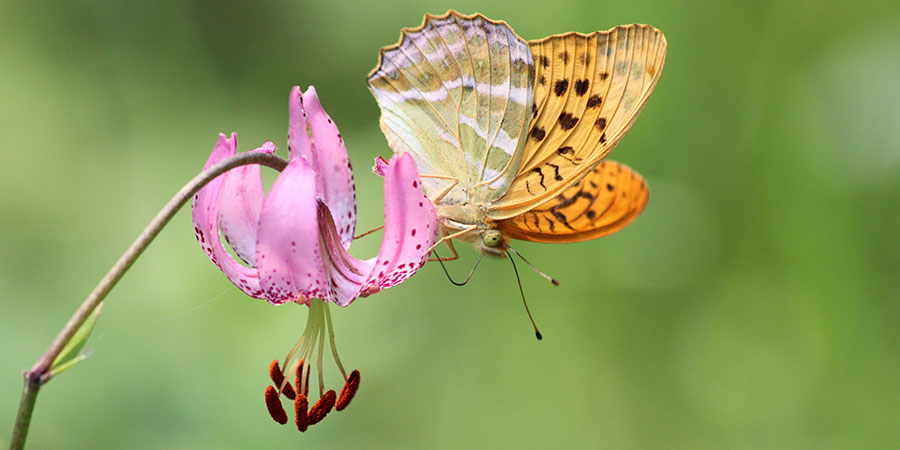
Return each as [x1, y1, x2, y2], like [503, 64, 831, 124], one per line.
[599, 72, 609, 81]
[531, 167, 546, 189]
[560, 51, 570, 64]
[540, 55, 550, 68]
[557, 146, 578, 163]
[558, 112, 579, 130]
[587, 95, 603, 108]
[539, 75, 546, 86]
[554, 79, 569, 96]
[606, 183, 614, 191]
[599, 132, 607, 143]
[574, 79, 589, 96]
[554, 190, 580, 208]
[547, 163, 562, 181]
[594, 117, 607, 131]
[557, 146, 573, 156]
[551, 209, 575, 231]
[530, 126, 546, 142]
[586, 210, 597, 219]
[522, 212, 537, 231]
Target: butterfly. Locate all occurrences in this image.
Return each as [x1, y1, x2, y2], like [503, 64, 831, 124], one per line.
[367, 11, 665, 263]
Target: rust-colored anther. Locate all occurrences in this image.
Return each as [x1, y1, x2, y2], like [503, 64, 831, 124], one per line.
[336, 370, 360, 411]
[307, 390, 336, 425]
[269, 359, 297, 399]
[294, 394, 309, 432]
[264, 385, 288, 425]
[294, 358, 309, 397]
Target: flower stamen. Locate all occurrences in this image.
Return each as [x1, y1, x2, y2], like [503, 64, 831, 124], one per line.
[307, 390, 336, 425]
[324, 302, 348, 380]
[268, 359, 296, 399]
[263, 299, 360, 431]
[264, 385, 288, 425]
[336, 370, 360, 411]
[316, 322, 326, 398]
[294, 394, 309, 432]
[295, 359, 309, 397]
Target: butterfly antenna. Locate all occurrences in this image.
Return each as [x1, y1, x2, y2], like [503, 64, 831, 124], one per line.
[432, 248, 483, 286]
[506, 246, 560, 286]
[508, 255, 543, 341]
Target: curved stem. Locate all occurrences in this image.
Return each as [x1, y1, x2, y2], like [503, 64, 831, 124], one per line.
[9, 374, 39, 450]
[9, 151, 287, 450]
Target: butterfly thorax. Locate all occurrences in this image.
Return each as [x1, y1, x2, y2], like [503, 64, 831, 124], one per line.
[437, 203, 508, 257]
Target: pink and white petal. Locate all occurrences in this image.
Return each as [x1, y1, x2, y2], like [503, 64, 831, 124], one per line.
[218, 141, 277, 267]
[255, 157, 331, 305]
[192, 133, 264, 299]
[316, 201, 376, 306]
[360, 153, 437, 296]
[372, 155, 390, 177]
[302, 87, 357, 248]
[287, 86, 314, 164]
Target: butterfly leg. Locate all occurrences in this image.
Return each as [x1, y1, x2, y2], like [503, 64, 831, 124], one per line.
[428, 228, 460, 262]
[353, 225, 384, 240]
[444, 238, 459, 260]
[425, 225, 476, 256]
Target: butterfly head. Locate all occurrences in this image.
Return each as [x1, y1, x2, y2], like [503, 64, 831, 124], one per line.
[472, 228, 508, 257]
[482, 230, 504, 249]
[437, 203, 509, 257]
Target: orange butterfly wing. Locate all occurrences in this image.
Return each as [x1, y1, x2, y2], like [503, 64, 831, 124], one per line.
[496, 160, 648, 243]
[488, 25, 665, 220]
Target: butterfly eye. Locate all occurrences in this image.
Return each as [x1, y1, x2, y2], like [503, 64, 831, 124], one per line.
[482, 230, 504, 248]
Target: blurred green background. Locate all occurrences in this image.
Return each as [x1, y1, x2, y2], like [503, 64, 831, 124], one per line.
[2, 0, 899, 448]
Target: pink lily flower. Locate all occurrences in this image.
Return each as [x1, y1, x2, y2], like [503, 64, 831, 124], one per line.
[191, 86, 437, 431]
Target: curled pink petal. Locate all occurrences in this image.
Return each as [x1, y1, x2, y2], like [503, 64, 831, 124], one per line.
[287, 86, 313, 164]
[255, 157, 329, 304]
[317, 202, 376, 306]
[192, 133, 264, 299]
[302, 87, 357, 248]
[218, 141, 276, 266]
[310, 153, 437, 306]
[361, 153, 437, 296]
[372, 156, 390, 177]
